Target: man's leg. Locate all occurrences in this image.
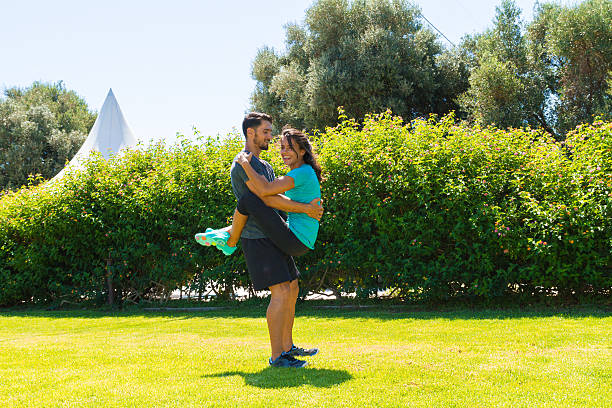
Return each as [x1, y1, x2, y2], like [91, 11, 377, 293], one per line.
[282, 279, 299, 352]
[267, 281, 292, 361]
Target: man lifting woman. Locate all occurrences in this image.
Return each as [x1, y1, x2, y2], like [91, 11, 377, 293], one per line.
[197, 112, 323, 368]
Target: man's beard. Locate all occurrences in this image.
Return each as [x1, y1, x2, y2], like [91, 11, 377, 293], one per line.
[258, 141, 269, 150]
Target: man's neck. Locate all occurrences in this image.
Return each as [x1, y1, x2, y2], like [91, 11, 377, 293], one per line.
[245, 141, 261, 158]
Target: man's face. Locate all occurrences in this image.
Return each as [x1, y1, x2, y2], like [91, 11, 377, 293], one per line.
[251, 120, 273, 151]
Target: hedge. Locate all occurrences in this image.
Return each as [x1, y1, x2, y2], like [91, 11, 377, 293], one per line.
[0, 112, 610, 305]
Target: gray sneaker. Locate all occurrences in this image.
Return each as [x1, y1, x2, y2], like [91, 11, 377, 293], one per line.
[269, 352, 308, 368]
[286, 344, 319, 357]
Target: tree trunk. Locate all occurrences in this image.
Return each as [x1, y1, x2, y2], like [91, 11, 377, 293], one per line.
[106, 257, 114, 306]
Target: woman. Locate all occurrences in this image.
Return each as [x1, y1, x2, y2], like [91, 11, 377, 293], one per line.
[197, 127, 322, 258]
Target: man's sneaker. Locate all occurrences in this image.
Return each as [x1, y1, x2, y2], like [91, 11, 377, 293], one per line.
[269, 352, 308, 368]
[286, 344, 319, 357]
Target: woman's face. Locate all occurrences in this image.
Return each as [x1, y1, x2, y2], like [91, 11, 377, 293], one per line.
[280, 135, 305, 168]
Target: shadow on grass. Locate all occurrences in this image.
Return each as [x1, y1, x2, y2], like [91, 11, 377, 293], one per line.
[0, 298, 612, 320]
[2, 299, 610, 321]
[203, 367, 352, 389]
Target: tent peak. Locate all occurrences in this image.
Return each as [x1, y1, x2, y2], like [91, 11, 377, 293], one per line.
[49, 88, 138, 183]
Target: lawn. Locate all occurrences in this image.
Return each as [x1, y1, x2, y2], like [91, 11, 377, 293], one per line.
[0, 304, 610, 407]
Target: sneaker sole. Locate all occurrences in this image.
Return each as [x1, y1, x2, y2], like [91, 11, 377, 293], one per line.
[289, 349, 319, 357]
[269, 362, 308, 368]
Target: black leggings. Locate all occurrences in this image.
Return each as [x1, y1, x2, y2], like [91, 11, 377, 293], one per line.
[237, 191, 309, 257]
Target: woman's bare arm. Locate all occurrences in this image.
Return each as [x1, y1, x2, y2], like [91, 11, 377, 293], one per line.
[238, 153, 295, 197]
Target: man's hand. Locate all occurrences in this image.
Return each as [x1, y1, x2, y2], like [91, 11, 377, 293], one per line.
[307, 198, 324, 221]
[237, 152, 253, 166]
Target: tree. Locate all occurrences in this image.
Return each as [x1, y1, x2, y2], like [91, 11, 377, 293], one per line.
[0, 82, 96, 191]
[458, 0, 555, 133]
[250, 0, 469, 131]
[459, 0, 611, 136]
[545, 0, 612, 132]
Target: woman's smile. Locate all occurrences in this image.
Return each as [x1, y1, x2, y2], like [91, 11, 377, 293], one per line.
[280, 136, 304, 168]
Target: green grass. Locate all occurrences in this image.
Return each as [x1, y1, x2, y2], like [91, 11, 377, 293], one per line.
[1, 304, 610, 407]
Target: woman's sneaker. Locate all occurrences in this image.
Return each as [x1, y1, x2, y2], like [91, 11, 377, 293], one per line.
[286, 344, 318, 357]
[195, 228, 237, 256]
[269, 352, 308, 368]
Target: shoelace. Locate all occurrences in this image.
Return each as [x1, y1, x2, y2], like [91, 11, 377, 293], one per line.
[289, 345, 303, 354]
[283, 353, 298, 362]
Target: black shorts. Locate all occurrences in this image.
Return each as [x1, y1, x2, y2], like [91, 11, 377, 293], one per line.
[241, 237, 299, 291]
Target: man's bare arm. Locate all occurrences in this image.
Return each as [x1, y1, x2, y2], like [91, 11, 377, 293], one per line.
[261, 195, 323, 221]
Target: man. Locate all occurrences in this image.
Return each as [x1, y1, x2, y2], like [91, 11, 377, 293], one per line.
[229, 112, 321, 368]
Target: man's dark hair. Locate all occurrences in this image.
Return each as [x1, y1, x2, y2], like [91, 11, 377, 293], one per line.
[242, 112, 272, 138]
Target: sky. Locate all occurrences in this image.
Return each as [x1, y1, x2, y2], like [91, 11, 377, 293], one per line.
[0, 0, 575, 145]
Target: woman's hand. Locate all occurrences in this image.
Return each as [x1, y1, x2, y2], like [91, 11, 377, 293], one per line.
[237, 152, 253, 167]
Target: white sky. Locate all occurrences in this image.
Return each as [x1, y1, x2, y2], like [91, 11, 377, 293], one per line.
[0, 0, 577, 144]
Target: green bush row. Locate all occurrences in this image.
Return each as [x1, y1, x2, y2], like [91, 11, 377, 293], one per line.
[0, 112, 610, 305]
[308, 111, 611, 299]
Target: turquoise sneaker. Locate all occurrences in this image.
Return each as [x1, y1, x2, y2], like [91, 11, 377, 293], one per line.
[195, 228, 237, 256]
[195, 228, 215, 247]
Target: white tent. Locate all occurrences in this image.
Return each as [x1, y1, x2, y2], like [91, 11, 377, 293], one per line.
[51, 89, 138, 181]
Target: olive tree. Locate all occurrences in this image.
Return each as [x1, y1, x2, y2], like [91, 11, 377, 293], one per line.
[0, 81, 96, 190]
[251, 0, 468, 131]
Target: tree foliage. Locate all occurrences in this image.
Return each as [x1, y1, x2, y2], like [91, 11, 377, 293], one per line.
[458, 1, 555, 133]
[459, 0, 611, 137]
[547, 0, 612, 132]
[0, 81, 97, 190]
[250, 0, 469, 131]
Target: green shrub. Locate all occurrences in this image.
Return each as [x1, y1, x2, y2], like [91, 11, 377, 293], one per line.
[0, 115, 610, 306]
[0, 135, 248, 305]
